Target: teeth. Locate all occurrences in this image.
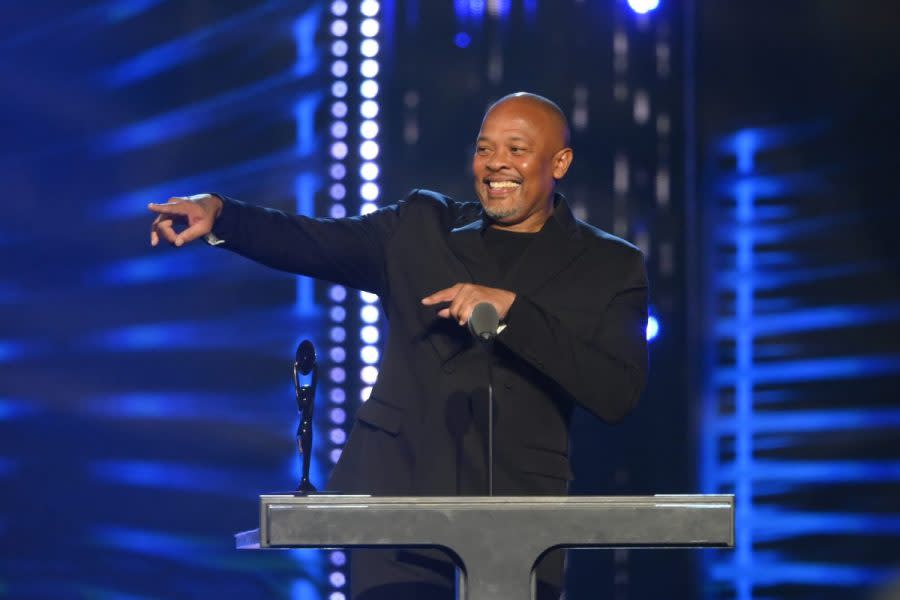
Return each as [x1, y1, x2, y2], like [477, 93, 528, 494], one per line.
[488, 181, 520, 189]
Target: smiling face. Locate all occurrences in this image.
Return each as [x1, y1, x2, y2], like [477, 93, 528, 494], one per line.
[473, 94, 573, 232]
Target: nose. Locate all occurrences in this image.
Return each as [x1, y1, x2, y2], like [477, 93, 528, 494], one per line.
[485, 147, 509, 171]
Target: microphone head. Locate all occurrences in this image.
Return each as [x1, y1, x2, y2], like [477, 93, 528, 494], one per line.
[295, 339, 317, 375]
[468, 302, 500, 341]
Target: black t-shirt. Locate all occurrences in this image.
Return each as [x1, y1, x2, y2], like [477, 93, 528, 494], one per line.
[482, 226, 538, 275]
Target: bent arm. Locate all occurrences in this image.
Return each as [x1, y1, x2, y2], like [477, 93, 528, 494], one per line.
[497, 252, 648, 423]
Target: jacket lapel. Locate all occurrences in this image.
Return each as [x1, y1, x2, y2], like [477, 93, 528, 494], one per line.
[425, 194, 587, 367]
[499, 193, 588, 298]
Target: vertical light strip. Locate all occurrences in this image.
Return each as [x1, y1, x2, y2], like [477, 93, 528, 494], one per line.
[358, 0, 382, 407]
[326, 2, 350, 599]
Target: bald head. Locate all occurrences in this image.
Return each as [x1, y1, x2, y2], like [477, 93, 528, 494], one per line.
[473, 91, 575, 232]
[484, 92, 571, 149]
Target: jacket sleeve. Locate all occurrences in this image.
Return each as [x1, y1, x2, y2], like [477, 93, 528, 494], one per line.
[496, 249, 649, 423]
[208, 195, 400, 296]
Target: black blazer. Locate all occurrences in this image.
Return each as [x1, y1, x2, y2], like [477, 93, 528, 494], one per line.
[212, 189, 648, 496]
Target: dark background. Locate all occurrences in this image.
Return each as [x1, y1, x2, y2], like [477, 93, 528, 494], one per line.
[1, 1, 898, 599]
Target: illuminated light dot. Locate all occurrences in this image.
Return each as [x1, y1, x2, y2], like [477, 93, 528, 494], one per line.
[360, 182, 379, 201]
[627, 0, 660, 14]
[330, 429, 347, 445]
[361, 366, 379, 385]
[330, 327, 346, 343]
[361, 305, 380, 323]
[329, 449, 343, 464]
[360, 202, 377, 215]
[331, 1, 348, 16]
[360, 162, 379, 181]
[330, 163, 346, 180]
[330, 551, 347, 566]
[331, 101, 348, 118]
[360, 120, 379, 139]
[329, 347, 346, 362]
[360, 79, 379, 99]
[360, 291, 379, 303]
[360, 140, 379, 160]
[360, 39, 379, 57]
[331, 60, 348, 78]
[361, 325, 379, 344]
[329, 306, 346, 322]
[360, 18, 380, 37]
[329, 388, 346, 404]
[331, 81, 348, 98]
[330, 407, 347, 424]
[329, 204, 346, 219]
[330, 142, 348, 160]
[329, 593, 346, 600]
[331, 20, 348, 37]
[329, 285, 347, 302]
[361, 345, 380, 364]
[329, 182, 346, 199]
[454, 32, 471, 48]
[646, 315, 659, 340]
[329, 367, 346, 383]
[361, 386, 373, 401]
[360, 0, 380, 17]
[360, 59, 379, 78]
[331, 121, 348, 139]
[360, 100, 379, 118]
[331, 40, 348, 57]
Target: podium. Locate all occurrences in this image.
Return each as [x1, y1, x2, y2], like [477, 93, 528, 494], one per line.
[236, 494, 733, 599]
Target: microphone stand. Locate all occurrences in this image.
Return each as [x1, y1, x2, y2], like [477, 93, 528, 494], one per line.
[469, 303, 500, 497]
[293, 339, 318, 494]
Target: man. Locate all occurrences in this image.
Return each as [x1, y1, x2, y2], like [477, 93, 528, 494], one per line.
[149, 92, 648, 599]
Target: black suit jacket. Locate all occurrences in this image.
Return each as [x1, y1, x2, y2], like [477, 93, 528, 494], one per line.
[212, 189, 648, 496]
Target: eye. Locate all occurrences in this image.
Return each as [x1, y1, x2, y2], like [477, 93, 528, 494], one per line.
[476, 146, 490, 155]
[510, 146, 524, 154]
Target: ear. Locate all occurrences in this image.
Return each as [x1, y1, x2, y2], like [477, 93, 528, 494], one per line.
[551, 147, 574, 180]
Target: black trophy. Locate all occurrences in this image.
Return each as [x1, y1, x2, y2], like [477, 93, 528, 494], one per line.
[292, 339, 318, 494]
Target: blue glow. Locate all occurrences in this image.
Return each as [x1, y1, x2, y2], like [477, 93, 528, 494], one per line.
[1, 0, 163, 50]
[454, 32, 471, 48]
[0, 398, 35, 421]
[454, 0, 470, 21]
[294, 97, 319, 156]
[710, 560, 894, 587]
[94, 248, 213, 285]
[295, 173, 319, 316]
[290, 579, 320, 600]
[293, 6, 321, 76]
[646, 315, 659, 341]
[716, 303, 900, 337]
[91, 459, 258, 496]
[714, 354, 900, 386]
[524, 0, 538, 20]
[99, 148, 309, 219]
[627, 0, 660, 14]
[96, 73, 300, 155]
[0, 457, 16, 478]
[0, 340, 28, 362]
[91, 525, 212, 563]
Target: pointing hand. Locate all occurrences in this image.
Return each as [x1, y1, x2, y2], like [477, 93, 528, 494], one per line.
[148, 193, 223, 247]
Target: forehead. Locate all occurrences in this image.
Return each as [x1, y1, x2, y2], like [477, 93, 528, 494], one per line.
[477, 102, 553, 141]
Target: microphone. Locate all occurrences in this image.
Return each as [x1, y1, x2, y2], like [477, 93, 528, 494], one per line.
[468, 302, 500, 341]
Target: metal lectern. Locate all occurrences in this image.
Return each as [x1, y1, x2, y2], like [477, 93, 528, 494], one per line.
[236, 494, 734, 599]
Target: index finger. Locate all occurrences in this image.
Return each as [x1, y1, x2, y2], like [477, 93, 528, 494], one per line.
[421, 283, 462, 305]
[147, 200, 190, 215]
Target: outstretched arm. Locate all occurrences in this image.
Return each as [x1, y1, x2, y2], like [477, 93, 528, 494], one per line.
[148, 193, 399, 295]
